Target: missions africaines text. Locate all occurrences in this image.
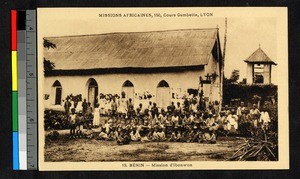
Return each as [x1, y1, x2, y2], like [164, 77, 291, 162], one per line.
[99, 13, 213, 18]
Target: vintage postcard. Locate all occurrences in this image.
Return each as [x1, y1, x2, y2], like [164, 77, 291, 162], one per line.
[37, 7, 288, 170]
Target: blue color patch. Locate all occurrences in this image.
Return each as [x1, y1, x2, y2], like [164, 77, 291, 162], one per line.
[13, 132, 19, 170]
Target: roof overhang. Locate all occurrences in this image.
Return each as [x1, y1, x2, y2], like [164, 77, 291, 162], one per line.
[244, 60, 277, 65]
[45, 65, 205, 77]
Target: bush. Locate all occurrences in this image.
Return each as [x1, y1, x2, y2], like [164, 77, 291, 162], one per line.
[44, 110, 70, 130]
[46, 130, 60, 141]
[223, 84, 277, 106]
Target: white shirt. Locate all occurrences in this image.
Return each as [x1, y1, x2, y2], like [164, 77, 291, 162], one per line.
[171, 116, 179, 124]
[260, 111, 270, 124]
[104, 123, 110, 134]
[227, 114, 238, 125]
[237, 106, 245, 116]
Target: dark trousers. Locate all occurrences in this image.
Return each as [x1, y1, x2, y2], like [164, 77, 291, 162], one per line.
[70, 124, 76, 136]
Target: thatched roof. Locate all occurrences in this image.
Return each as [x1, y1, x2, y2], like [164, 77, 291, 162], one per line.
[44, 28, 220, 70]
[244, 47, 277, 65]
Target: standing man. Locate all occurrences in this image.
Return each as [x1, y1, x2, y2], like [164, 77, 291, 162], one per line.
[250, 104, 260, 130]
[151, 103, 159, 119]
[69, 108, 77, 138]
[111, 98, 118, 117]
[64, 98, 71, 115]
[175, 102, 182, 116]
[127, 98, 134, 119]
[259, 108, 271, 130]
[82, 99, 88, 115]
[237, 101, 246, 117]
[168, 101, 176, 115]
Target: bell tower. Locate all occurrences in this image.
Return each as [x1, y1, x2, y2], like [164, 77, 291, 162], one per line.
[244, 46, 277, 85]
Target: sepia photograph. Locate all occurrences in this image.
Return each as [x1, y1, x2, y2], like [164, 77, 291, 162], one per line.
[37, 7, 288, 170]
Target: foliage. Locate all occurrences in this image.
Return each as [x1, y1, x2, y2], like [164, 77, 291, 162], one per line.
[230, 69, 240, 83]
[224, 69, 240, 84]
[43, 58, 55, 74]
[66, 94, 83, 103]
[44, 110, 70, 130]
[43, 38, 56, 75]
[227, 131, 278, 161]
[46, 130, 60, 141]
[43, 38, 56, 49]
[223, 84, 278, 106]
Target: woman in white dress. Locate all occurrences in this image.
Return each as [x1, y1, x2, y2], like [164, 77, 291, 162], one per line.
[118, 98, 128, 115]
[77, 101, 83, 112]
[99, 97, 105, 116]
[93, 104, 100, 127]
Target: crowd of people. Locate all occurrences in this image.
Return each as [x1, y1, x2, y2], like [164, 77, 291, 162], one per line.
[44, 94, 273, 145]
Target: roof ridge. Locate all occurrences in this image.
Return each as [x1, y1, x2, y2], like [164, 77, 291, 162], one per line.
[44, 28, 218, 38]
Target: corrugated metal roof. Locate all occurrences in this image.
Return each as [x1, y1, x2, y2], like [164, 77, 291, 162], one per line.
[44, 28, 219, 70]
[244, 47, 277, 65]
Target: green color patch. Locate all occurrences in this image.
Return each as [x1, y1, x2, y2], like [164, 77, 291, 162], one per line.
[12, 91, 18, 131]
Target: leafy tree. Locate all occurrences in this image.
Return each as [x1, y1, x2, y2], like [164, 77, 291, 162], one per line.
[223, 69, 240, 84]
[230, 69, 240, 83]
[43, 39, 56, 75]
[44, 58, 55, 74]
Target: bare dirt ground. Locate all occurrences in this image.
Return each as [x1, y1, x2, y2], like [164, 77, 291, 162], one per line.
[44, 132, 244, 162]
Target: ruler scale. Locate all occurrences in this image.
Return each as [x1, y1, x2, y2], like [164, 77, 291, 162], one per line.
[26, 10, 38, 170]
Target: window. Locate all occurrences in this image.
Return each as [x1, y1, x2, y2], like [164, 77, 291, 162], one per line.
[253, 64, 264, 84]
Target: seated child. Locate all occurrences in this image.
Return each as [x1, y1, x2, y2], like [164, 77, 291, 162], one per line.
[97, 127, 109, 140]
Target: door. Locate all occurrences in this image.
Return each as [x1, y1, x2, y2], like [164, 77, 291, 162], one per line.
[156, 80, 170, 109]
[87, 78, 98, 109]
[123, 86, 134, 101]
[51, 80, 62, 105]
[55, 87, 62, 105]
[157, 87, 170, 109]
[122, 80, 134, 105]
[88, 87, 97, 109]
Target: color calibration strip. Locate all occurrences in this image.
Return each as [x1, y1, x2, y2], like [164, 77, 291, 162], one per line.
[12, 10, 38, 170]
[11, 9, 19, 170]
[17, 10, 27, 170]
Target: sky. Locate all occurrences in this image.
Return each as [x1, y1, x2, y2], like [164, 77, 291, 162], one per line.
[38, 8, 279, 84]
